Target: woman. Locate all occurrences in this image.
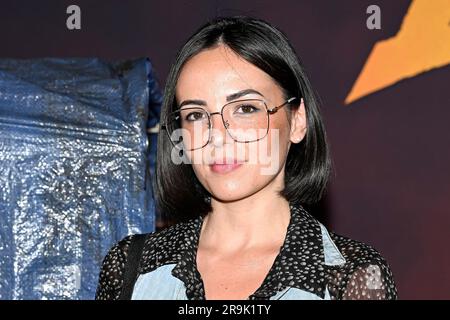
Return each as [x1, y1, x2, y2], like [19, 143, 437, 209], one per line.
[96, 16, 397, 300]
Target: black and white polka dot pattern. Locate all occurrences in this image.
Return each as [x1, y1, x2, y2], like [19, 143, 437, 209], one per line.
[95, 203, 398, 300]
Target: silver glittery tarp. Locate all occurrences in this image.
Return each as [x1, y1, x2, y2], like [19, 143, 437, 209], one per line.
[0, 58, 155, 299]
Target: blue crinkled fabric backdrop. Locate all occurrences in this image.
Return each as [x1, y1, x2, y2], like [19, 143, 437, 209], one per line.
[0, 57, 161, 299]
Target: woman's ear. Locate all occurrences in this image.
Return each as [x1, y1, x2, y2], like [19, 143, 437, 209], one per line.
[289, 98, 307, 144]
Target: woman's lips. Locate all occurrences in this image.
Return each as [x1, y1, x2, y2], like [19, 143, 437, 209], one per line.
[209, 161, 244, 174]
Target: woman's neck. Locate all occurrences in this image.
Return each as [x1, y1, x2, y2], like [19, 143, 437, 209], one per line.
[199, 190, 291, 254]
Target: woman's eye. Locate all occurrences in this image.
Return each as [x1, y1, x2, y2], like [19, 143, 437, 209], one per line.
[185, 112, 205, 121]
[236, 104, 258, 114]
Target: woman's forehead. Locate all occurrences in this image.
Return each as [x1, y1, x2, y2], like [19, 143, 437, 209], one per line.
[176, 47, 282, 105]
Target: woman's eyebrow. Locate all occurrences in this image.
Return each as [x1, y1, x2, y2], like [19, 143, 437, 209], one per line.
[179, 99, 206, 108]
[178, 88, 265, 108]
[225, 88, 265, 102]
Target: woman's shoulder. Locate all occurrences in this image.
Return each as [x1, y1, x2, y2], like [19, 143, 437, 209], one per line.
[101, 219, 195, 270]
[95, 219, 199, 300]
[325, 231, 398, 299]
[109, 217, 199, 258]
[328, 231, 389, 267]
[94, 233, 144, 300]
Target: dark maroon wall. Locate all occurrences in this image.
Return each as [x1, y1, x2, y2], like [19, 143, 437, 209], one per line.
[1, 0, 449, 299]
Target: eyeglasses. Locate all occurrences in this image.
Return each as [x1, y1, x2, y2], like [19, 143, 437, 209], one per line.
[161, 97, 298, 151]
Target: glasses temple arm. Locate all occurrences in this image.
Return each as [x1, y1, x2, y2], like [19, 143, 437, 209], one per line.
[268, 97, 299, 114]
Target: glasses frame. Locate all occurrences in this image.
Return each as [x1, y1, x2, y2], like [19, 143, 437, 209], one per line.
[161, 96, 299, 151]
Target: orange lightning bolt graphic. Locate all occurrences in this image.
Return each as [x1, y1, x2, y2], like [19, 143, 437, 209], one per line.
[345, 0, 450, 104]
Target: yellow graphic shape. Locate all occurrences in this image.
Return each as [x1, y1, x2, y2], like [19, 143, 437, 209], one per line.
[345, 0, 450, 104]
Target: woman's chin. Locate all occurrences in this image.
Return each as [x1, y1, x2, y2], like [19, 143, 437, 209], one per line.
[208, 183, 259, 203]
[210, 194, 250, 203]
[198, 166, 271, 203]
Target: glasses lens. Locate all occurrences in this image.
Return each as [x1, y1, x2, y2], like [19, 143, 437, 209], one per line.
[222, 100, 268, 142]
[166, 107, 210, 150]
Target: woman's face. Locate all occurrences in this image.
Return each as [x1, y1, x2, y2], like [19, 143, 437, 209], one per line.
[175, 44, 306, 202]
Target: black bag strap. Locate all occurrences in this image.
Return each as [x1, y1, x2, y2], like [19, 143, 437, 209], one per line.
[119, 233, 147, 300]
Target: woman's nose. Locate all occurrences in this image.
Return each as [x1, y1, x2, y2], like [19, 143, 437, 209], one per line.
[209, 113, 227, 146]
